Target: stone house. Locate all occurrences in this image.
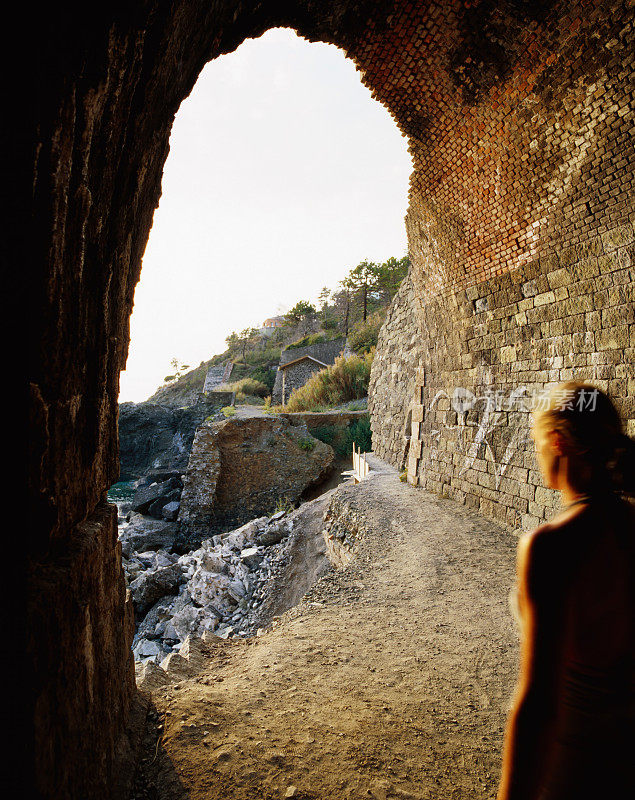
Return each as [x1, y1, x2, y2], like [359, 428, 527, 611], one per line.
[272, 338, 346, 404]
[277, 355, 328, 405]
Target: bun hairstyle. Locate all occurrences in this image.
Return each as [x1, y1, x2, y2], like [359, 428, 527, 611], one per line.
[532, 380, 635, 497]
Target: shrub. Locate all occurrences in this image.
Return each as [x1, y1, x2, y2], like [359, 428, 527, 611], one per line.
[310, 425, 336, 447]
[228, 378, 269, 398]
[310, 416, 372, 458]
[250, 367, 276, 391]
[342, 416, 372, 456]
[244, 349, 281, 367]
[297, 436, 316, 452]
[285, 332, 335, 350]
[284, 351, 374, 412]
[349, 311, 385, 354]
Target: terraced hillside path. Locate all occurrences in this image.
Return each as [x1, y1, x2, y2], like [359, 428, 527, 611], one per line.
[136, 468, 519, 800]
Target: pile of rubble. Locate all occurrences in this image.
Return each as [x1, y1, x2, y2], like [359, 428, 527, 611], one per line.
[119, 508, 298, 666]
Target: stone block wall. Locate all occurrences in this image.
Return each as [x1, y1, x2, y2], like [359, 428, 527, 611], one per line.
[202, 364, 226, 392]
[368, 272, 422, 470]
[200, 390, 235, 408]
[366, 1, 635, 530]
[203, 361, 234, 393]
[404, 227, 635, 531]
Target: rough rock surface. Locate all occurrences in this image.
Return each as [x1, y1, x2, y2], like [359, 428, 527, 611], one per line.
[120, 491, 337, 668]
[161, 500, 180, 521]
[177, 415, 334, 545]
[118, 400, 227, 481]
[129, 563, 184, 614]
[368, 272, 422, 471]
[119, 515, 177, 559]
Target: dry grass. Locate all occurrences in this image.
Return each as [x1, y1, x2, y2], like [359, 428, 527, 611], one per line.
[282, 351, 374, 412]
[219, 378, 269, 399]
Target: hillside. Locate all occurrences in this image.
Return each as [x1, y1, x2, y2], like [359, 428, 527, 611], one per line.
[147, 359, 218, 406]
[145, 255, 409, 407]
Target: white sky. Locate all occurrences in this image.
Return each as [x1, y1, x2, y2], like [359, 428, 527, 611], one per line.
[118, 28, 411, 402]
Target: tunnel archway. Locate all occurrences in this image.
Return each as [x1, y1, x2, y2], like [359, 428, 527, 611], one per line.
[120, 26, 411, 403]
[25, 2, 634, 797]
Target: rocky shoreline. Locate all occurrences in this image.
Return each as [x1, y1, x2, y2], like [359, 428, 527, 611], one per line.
[114, 493, 334, 667]
[111, 407, 359, 672]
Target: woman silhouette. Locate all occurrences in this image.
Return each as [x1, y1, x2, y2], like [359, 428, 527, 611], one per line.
[497, 381, 635, 800]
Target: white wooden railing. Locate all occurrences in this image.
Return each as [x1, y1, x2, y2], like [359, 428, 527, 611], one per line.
[352, 442, 370, 483]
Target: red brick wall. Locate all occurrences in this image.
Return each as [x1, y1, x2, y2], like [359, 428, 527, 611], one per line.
[364, 0, 634, 528]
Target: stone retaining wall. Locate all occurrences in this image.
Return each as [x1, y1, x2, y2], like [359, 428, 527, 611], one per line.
[368, 273, 422, 471]
[281, 410, 368, 429]
[382, 225, 635, 531]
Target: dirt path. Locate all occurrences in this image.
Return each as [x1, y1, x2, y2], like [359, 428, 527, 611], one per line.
[136, 471, 519, 800]
[233, 405, 269, 419]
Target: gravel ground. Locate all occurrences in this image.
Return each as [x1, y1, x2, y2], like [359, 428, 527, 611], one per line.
[132, 469, 519, 800]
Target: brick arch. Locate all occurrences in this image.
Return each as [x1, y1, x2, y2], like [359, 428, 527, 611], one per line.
[23, 1, 634, 797]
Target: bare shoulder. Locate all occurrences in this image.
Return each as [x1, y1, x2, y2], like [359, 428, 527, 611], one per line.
[517, 523, 563, 598]
[518, 522, 555, 560]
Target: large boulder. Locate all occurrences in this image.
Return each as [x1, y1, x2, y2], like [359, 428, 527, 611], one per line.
[170, 604, 220, 642]
[129, 563, 184, 614]
[161, 501, 180, 521]
[135, 469, 183, 487]
[131, 477, 181, 514]
[119, 515, 177, 558]
[177, 416, 334, 547]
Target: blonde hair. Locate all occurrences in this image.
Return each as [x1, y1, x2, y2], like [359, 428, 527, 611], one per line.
[532, 381, 634, 496]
